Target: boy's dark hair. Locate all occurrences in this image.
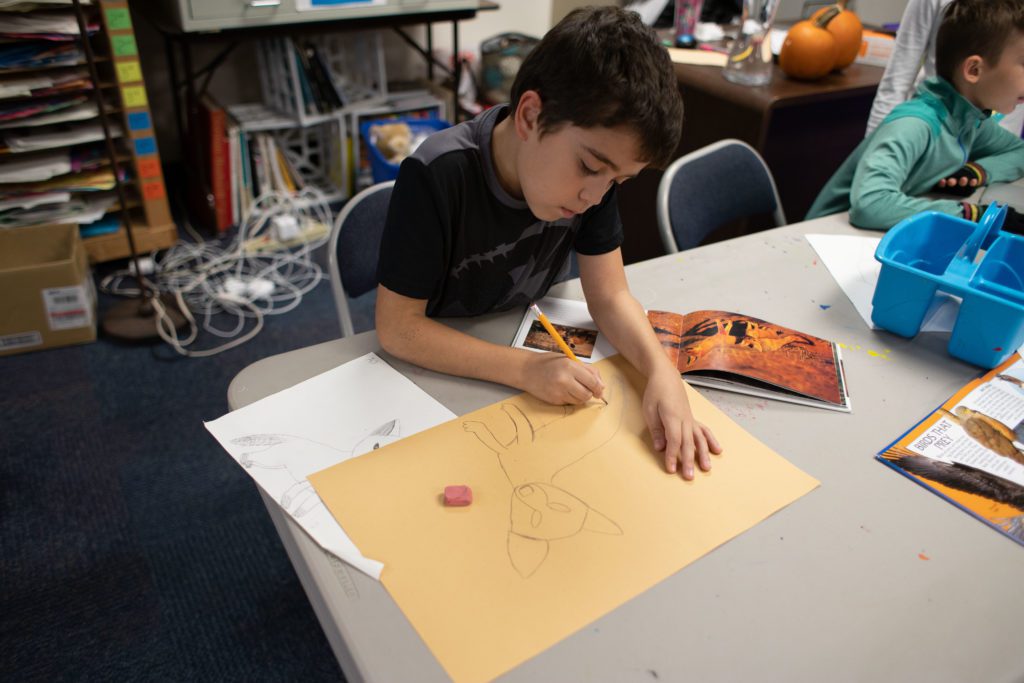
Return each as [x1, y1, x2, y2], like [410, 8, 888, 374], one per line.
[509, 6, 683, 169]
[936, 0, 1024, 82]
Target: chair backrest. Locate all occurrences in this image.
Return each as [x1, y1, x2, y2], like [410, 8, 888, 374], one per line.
[328, 181, 394, 337]
[656, 139, 786, 253]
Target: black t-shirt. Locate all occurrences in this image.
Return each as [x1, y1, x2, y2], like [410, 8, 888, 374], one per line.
[376, 105, 624, 318]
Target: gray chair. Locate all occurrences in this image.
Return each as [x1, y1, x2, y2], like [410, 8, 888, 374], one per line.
[328, 181, 394, 337]
[656, 139, 786, 253]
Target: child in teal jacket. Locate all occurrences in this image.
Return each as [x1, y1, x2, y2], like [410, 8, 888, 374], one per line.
[807, 0, 1024, 231]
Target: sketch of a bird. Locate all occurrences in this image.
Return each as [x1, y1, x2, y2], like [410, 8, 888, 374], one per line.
[462, 379, 626, 578]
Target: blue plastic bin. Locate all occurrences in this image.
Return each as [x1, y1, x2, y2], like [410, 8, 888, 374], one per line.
[872, 204, 1024, 368]
[360, 117, 450, 183]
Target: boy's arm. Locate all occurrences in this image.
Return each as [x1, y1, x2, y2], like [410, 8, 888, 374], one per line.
[969, 120, 1024, 184]
[375, 285, 605, 406]
[577, 249, 721, 479]
[865, 0, 937, 135]
[849, 118, 965, 229]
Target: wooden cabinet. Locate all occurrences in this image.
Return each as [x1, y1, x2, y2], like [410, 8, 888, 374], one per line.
[618, 60, 883, 264]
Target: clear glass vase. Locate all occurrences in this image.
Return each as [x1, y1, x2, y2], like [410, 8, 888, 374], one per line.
[722, 0, 781, 86]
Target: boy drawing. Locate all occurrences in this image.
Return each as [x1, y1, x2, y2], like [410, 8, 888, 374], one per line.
[375, 7, 721, 480]
[806, 0, 1024, 230]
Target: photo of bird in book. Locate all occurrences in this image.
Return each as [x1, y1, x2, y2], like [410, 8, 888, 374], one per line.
[648, 310, 844, 406]
[523, 321, 598, 359]
[880, 445, 1024, 545]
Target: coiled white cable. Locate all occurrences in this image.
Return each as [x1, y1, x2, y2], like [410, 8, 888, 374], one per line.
[99, 187, 335, 357]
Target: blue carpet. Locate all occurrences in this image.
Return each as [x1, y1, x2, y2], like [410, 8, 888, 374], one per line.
[1, 271, 377, 680]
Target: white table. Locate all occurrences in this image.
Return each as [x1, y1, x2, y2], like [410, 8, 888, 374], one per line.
[228, 214, 1024, 683]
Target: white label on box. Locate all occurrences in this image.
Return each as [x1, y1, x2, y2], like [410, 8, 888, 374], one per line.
[42, 284, 92, 331]
[0, 331, 43, 351]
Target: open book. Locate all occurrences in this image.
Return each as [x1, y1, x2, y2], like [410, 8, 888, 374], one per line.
[878, 354, 1024, 547]
[512, 297, 850, 412]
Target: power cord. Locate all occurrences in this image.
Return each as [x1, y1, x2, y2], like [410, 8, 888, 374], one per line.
[99, 187, 334, 357]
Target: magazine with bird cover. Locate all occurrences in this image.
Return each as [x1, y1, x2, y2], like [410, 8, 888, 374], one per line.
[513, 298, 850, 412]
[878, 354, 1024, 547]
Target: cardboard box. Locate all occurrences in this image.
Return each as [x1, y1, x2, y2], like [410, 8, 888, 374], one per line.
[855, 30, 895, 67]
[0, 223, 96, 356]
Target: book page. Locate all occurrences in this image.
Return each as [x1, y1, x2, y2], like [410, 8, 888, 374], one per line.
[894, 363, 1024, 486]
[649, 310, 846, 406]
[878, 355, 1024, 546]
[510, 296, 617, 362]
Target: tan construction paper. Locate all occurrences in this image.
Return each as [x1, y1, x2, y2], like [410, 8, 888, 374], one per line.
[310, 355, 819, 683]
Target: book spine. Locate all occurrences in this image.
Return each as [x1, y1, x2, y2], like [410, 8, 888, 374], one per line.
[207, 104, 230, 232]
[249, 133, 264, 199]
[265, 135, 288, 194]
[237, 128, 251, 218]
[292, 41, 322, 115]
[308, 43, 344, 108]
[228, 123, 240, 227]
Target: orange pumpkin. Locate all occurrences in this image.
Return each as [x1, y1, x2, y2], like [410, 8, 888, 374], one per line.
[811, 4, 864, 69]
[779, 19, 837, 80]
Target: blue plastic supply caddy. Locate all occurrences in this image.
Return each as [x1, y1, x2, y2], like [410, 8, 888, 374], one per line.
[360, 117, 449, 183]
[872, 204, 1024, 368]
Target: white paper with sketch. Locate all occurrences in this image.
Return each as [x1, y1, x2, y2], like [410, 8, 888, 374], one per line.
[511, 296, 618, 363]
[205, 352, 456, 580]
[805, 233, 959, 333]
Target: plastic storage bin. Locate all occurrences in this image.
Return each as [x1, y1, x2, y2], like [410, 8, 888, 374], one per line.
[872, 204, 1024, 368]
[360, 117, 449, 183]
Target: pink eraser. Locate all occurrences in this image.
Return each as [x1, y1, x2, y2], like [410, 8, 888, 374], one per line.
[444, 485, 473, 507]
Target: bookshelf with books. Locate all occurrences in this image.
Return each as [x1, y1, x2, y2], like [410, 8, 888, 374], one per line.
[0, 0, 177, 263]
[198, 29, 448, 216]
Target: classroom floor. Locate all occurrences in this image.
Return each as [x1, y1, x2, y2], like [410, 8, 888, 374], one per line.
[1, 262, 375, 679]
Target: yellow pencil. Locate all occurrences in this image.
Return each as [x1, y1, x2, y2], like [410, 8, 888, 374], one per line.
[530, 303, 608, 405]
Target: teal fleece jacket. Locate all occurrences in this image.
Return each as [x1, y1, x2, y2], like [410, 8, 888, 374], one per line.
[806, 77, 1024, 229]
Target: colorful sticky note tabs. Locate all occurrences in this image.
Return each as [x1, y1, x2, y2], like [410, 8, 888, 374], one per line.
[116, 60, 142, 83]
[134, 137, 157, 156]
[111, 35, 137, 57]
[105, 7, 132, 30]
[142, 181, 166, 200]
[137, 158, 161, 179]
[127, 111, 151, 131]
[121, 85, 148, 108]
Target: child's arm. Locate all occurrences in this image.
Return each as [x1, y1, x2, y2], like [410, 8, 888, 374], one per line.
[375, 285, 606, 406]
[577, 249, 722, 480]
[849, 118, 966, 229]
[865, 0, 939, 135]
[967, 119, 1024, 184]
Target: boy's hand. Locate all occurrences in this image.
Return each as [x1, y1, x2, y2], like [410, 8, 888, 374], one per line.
[933, 162, 987, 197]
[521, 353, 606, 405]
[642, 369, 722, 480]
